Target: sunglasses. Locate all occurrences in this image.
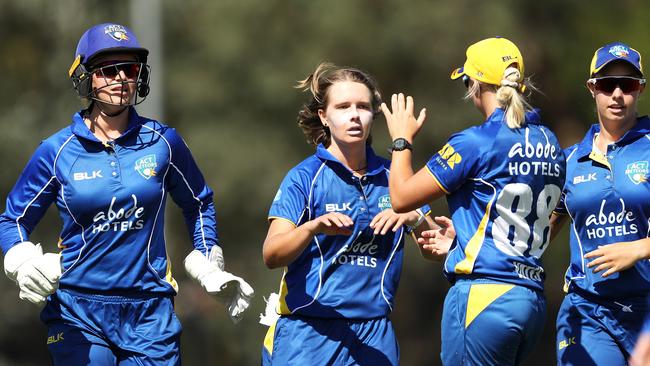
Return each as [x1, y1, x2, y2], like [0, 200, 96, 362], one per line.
[462, 75, 471, 88]
[587, 76, 646, 94]
[92, 61, 141, 79]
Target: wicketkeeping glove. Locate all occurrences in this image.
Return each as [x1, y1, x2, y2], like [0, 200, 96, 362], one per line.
[184, 246, 254, 323]
[4, 241, 62, 306]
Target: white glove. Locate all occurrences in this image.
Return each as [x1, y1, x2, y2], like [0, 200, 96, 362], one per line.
[4, 241, 62, 306]
[184, 246, 254, 323]
[259, 292, 280, 326]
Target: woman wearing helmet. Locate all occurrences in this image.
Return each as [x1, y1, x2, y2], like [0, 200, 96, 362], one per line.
[0, 23, 254, 365]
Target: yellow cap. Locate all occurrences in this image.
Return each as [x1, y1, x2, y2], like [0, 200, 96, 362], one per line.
[450, 37, 524, 86]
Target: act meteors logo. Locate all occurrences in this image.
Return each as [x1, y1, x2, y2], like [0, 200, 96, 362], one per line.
[609, 45, 629, 58]
[378, 195, 392, 210]
[104, 24, 130, 42]
[625, 161, 648, 184]
[135, 155, 157, 179]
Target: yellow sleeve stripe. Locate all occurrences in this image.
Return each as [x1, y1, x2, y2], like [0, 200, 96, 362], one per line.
[268, 216, 297, 228]
[552, 210, 568, 216]
[426, 166, 451, 194]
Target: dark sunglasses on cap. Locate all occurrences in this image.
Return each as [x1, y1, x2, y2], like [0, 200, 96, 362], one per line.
[91, 61, 141, 79]
[587, 76, 646, 94]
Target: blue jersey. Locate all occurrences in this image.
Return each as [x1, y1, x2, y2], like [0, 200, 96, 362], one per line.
[426, 108, 565, 291]
[269, 144, 427, 319]
[556, 117, 650, 299]
[0, 108, 218, 295]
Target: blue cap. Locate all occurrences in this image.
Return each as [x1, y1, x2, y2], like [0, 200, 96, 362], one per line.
[590, 42, 643, 77]
[74, 23, 148, 67]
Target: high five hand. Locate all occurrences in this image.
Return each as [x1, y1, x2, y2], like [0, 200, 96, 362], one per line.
[380, 93, 427, 142]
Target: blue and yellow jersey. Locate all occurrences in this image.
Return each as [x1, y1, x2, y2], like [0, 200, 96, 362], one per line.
[269, 144, 428, 319]
[556, 117, 650, 299]
[0, 108, 218, 295]
[427, 108, 565, 291]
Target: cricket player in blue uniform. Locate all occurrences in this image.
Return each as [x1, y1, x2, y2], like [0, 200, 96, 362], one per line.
[551, 42, 650, 366]
[260, 63, 440, 365]
[382, 37, 566, 365]
[0, 23, 253, 365]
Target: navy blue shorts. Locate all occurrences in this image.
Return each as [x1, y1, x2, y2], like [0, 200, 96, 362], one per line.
[440, 279, 546, 366]
[262, 315, 398, 365]
[556, 291, 648, 366]
[41, 289, 182, 366]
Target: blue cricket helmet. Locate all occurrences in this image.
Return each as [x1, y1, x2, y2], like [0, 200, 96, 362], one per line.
[74, 23, 148, 67]
[69, 23, 150, 104]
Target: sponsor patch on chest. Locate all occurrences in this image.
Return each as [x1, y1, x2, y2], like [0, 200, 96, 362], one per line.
[572, 172, 597, 185]
[73, 170, 103, 181]
[325, 202, 352, 212]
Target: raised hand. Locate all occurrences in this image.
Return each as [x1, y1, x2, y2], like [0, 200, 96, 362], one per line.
[380, 93, 427, 142]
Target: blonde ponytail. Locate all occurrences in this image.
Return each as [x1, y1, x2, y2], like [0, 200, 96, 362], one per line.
[496, 67, 533, 129]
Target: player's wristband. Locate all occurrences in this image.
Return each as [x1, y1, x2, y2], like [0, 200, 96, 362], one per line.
[407, 208, 426, 230]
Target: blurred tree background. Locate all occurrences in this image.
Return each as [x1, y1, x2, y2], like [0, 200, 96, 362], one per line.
[1, 0, 649, 365]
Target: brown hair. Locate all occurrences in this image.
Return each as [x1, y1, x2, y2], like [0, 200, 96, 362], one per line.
[296, 62, 382, 147]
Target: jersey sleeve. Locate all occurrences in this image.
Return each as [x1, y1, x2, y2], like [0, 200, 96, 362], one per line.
[268, 169, 309, 226]
[425, 129, 482, 193]
[0, 141, 60, 254]
[553, 146, 574, 216]
[164, 128, 218, 254]
[553, 191, 568, 215]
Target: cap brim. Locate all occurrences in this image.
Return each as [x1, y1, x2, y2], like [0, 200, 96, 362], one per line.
[592, 58, 644, 77]
[450, 67, 465, 80]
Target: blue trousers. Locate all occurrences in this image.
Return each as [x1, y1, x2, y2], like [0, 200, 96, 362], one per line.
[556, 291, 648, 366]
[41, 289, 182, 366]
[440, 279, 546, 366]
[262, 315, 398, 365]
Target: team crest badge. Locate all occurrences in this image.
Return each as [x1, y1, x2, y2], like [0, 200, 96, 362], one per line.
[104, 24, 130, 42]
[609, 45, 629, 58]
[625, 161, 648, 184]
[135, 155, 157, 179]
[378, 195, 392, 210]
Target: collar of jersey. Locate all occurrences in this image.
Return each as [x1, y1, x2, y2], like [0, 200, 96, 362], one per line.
[71, 107, 143, 143]
[574, 115, 650, 159]
[485, 107, 542, 125]
[315, 144, 384, 176]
